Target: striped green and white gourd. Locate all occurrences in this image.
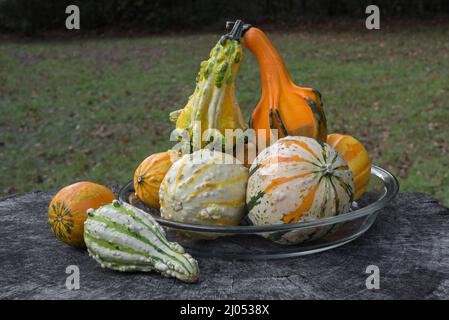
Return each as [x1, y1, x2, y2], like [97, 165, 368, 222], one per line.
[84, 200, 199, 283]
[159, 149, 248, 238]
[247, 136, 354, 245]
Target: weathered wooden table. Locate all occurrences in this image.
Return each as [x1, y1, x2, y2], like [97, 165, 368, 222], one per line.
[0, 189, 448, 299]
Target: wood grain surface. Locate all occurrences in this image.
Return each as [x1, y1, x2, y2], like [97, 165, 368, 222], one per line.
[0, 189, 448, 299]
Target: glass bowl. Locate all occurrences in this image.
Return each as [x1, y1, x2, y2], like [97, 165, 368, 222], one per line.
[118, 165, 399, 260]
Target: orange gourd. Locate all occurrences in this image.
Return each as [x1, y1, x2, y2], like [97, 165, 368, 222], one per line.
[243, 27, 327, 145]
[327, 133, 371, 200]
[134, 150, 180, 209]
[48, 181, 116, 247]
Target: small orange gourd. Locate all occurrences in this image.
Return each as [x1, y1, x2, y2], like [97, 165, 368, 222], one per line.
[243, 27, 327, 145]
[48, 181, 116, 247]
[327, 133, 371, 200]
[134, 150, 180, 209]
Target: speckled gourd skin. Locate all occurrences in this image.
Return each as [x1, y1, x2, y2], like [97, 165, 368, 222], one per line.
[159, 150, 248, 238]
[247, 136, 354, 245]
[84, 200, 199, 283]
[169, 38, 247, 151]
[133, 150, 181, 209]
[48, 181, 116, 248]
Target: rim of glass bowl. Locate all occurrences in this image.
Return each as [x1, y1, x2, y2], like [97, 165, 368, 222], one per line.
[119, 165, 399, 234]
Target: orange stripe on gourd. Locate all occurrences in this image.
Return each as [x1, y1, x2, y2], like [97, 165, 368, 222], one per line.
[263, 172, 312, 194]
[247, 136, 354, 245]
[281, 139, 319, 159]
[134, 150, 180, 209]
[282, 183, 319, 224]
[327, 133, 371, 200]
[48, 181, 116, 248]
[260, 155, 318, 169]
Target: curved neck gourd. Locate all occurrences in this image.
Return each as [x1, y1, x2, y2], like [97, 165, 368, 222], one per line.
[243, 27, 328, 145]
[244, 27, 293, 92]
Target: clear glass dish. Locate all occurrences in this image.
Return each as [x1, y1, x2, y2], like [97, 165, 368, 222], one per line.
[118, 165, 399, 260]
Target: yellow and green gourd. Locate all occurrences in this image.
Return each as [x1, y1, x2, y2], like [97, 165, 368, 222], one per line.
[159, 149, 248, 238]
[169, 33, 247, 151]
[247, 136, 354, 245]
[84, 200, 199, 283]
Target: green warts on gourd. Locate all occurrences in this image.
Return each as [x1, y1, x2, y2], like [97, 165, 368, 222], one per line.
[84, 200, 199, 283]
[170, 37, 247, 152]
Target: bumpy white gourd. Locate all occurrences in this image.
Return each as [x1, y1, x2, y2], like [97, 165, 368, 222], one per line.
[247, 136, 354, 245]
[159, 150, 248, 237]
[84, 200, 199, 283]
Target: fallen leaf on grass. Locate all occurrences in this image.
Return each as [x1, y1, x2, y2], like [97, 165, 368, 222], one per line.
[5, 186, 17, 194]
[91, 124, 114, 139]
[428, 122, 440, 131]
[398, 151, 411, 178]
[368, 119, 382, 126]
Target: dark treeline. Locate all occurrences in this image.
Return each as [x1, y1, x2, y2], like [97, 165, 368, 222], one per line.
[1, 0, 448, 34]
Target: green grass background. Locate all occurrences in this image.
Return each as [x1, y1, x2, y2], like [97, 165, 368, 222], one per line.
[1, 26, 448, 206]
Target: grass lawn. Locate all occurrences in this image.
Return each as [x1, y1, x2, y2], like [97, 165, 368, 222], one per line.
[1, 25, 448, 206]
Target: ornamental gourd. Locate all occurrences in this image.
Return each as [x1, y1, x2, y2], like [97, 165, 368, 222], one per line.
[327, 133, 371, 200]
[134, 150, 180, 209]
[243, 27, 327, 145]
[48, 181, 116, 247]
[159, 150, 248, 238]
[169, 21, 247, 152]
[247, 136, 354, 245]
[84, 200, 199, 283]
